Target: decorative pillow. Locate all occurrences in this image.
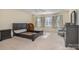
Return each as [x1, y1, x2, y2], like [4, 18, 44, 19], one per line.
[14, 29, 27, 33]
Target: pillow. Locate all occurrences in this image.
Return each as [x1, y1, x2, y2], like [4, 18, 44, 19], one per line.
[14, 29, 27, 33]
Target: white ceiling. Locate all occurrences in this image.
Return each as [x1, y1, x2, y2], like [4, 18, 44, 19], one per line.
[20, 9, 68, 15]
[0, 9, 69, 15]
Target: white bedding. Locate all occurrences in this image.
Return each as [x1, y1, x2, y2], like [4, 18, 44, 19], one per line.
[22, 32, 37, 35]
[14, 29, 27, 33]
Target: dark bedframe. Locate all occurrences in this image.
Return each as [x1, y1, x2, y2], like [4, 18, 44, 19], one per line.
[12, 23, 43, 41]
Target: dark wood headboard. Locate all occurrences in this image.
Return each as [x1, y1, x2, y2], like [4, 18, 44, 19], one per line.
[13, 23, 27, 30]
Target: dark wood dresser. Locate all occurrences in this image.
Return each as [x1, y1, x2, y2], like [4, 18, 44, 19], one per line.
[64, 23, 79, 49]
[0, 29, 11, 41]
[65, 24, 78, 48]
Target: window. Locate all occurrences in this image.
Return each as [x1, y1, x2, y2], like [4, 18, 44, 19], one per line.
[35, 15, 63, 31]
[35, 17, 42, 27]
[45, 16, 52, 27]
[55, 15, 63, 31]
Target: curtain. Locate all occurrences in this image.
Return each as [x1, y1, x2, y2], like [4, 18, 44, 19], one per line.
[52, 16, 56, 28]
[41, 16, 45, 27]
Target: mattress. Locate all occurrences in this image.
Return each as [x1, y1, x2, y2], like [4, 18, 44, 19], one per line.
[21, 32, 37, 35]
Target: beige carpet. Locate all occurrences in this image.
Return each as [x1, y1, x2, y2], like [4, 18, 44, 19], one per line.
[0, 32, 75, 50]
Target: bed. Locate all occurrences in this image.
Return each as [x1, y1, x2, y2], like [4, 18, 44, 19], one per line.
[12, 23, 43, 41]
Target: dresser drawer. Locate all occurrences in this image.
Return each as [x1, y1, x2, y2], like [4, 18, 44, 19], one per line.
[0, 29, 11, 41]
[0, 32, 1, 41]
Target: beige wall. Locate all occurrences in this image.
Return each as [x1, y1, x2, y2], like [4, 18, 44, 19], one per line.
[33, 10, 70, 27]
[76, 9, 79, 25]
[54, 10, 70, 26]
[0, 10, 33, 30]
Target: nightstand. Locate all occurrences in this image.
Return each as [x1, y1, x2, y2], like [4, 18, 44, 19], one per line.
[0, 29, 11, 41]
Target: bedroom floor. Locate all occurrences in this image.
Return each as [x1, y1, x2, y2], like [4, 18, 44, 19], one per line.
[0, 32, 75, 50]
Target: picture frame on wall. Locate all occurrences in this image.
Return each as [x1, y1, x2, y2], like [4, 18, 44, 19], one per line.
[71, 10, 76, 25]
